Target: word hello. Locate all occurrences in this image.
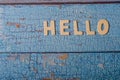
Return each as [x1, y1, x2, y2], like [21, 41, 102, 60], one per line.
[43, 19, 110, 36]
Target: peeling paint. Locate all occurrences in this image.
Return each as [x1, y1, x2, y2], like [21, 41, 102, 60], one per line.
[98, 63, 104, 69]
[58, 54, 69, 60]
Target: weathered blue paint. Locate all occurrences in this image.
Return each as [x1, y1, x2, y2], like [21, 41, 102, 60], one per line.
[0, 53, 119, 80]
[0, 2, 119, 80]
[0, 0, 119, 3]
[0, 4, 119, 52]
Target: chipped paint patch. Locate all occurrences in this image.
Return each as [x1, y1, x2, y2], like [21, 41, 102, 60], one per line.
[19, 54, 30, 62]
[6, 22, 21, 28]
[98, 63, 104, 69]
[15, 23, 20, 28]
[58, 54, 69, 60]
[7, 54, 18, 60]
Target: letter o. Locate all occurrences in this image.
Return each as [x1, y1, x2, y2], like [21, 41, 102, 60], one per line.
[97, 19, 110, 35]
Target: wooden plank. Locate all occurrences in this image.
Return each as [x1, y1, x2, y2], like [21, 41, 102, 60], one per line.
[0, 0, 119, 4]
[0, 53, 119, 79]
[0, 4, 120, 52]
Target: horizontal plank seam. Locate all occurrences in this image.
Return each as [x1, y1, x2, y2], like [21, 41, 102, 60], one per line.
[0, 1, 119, 5]
[0, 51, 120, 54]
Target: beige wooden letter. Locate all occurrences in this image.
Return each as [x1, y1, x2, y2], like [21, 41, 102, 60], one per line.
[97, 19, 109, 35]
[60, 20, 70, 35]
[44, 20, 55, 36]
[73, 20, 83, 35]
[86, 20, 95, 35]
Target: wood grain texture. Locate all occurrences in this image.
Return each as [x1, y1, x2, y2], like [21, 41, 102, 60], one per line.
[0, 0, 119, 4]
[0, 4, 119, 52]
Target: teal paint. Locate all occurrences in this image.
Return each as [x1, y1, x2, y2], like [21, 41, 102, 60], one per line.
[0, 53, 120, 80]
[0, 53, 119, 80]
[0, 0, 119, 4]
[0, 4, 119, 52]
[0, 3, 119, 80]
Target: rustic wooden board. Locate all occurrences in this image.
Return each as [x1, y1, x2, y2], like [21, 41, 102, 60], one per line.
[0, 1, 119, 80]
[0, 4, 119, 52]
[0, 53, 119, 80]
[0, 0, 119, 4]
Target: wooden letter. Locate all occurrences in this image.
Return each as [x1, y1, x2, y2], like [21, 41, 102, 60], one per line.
[73, 20, 83, 35]
[86, 20, 95, 35]
[97, 19, 110, 35]
[44, 20, 55, 36]
[60, 20, 70, 36]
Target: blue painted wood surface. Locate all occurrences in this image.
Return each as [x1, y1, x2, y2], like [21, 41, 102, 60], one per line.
[0, 2, 119, 80]
[0, 0, 119, 4]
[0, 53, 119, 80]
[0, 4, 119, 52]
